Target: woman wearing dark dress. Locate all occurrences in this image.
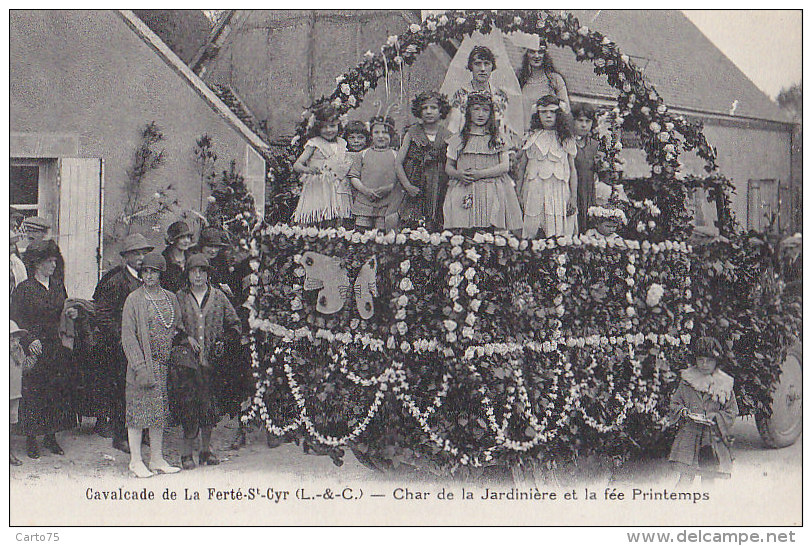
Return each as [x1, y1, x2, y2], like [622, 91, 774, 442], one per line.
[572, 103, 600, 233]
[10, 240, 78, 459]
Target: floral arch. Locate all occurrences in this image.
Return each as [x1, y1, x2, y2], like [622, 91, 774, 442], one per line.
[266, 8, 736, 238]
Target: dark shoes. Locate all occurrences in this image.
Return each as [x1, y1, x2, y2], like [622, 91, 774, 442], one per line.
[93, 418, 113, 438]
[142, 430, 150, 447]
[230, 430, 247, 450]
[43, 435, 64, 455]
[181, 455, 196, 470]
[26, 437, 40, 459]
[10, 452, 23, 466]
[199, 451, 220, 466]
[112, 438, 130, 454]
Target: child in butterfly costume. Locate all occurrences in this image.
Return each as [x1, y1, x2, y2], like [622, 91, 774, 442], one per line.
[292, 104, 353, 226]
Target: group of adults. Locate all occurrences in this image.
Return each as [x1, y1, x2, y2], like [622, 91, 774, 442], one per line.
[10, 215, 253, 473]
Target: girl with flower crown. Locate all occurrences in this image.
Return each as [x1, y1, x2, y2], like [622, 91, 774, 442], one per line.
[443, 92, 523, 232]
[584, 181, 629, 240]
[348, 115, 409, 231]
[668, 336, 739, 486]
[515, 95, 578, 239]
[397, 91, 452, 231]
[292, 104, 352, 226]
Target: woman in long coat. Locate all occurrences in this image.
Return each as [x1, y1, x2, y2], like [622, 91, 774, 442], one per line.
[174, 253, 241, 469]
[10, 240, 78, 458]
[121, 251, 183, 477]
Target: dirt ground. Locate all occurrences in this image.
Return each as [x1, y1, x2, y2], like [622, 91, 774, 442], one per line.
[9, 415, 802, 526]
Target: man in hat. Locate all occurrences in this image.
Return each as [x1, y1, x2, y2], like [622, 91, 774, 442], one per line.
[92, 233, 154, 452]
[161, 221, 195, 293]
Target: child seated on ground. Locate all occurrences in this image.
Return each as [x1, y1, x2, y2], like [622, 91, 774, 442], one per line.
[668, 336, 738, 487]
[10, 320, 37, 466]
[348, 115, 407, 231]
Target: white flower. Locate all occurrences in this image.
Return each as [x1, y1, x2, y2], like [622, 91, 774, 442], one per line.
[438, 14, 449, 25]
[397, 295, 409, 308]
[453, 302, 464, 313]
[508, 237, 520, 250]
[386, 35, 398, 47]
[686, 289, 692, 299]
[646, 283, 664, 307]
[364, 50, 375, 59]
[494, 236, 506, 247]
[626, 306, 636, 317]
[648, 220, 657, 229]
[341, 83, 351, 95]
[456, 16, 466, 24]
[446, 332, 457, 343]
[395, 233, 407, 244]
[466, 283, 479, 297]
[657, 104, 667, 114]
[557, 253, 567, 265]
[426, 20, 437, 31]
[450, 234, 464, 246]
[409, 23, 421, 33]
[464, 267, 476, 280]
[400, 260, 411, 274]
[399, 278, 414, 291]
[430, 233, 442, 245]
[449, 262, 463, 275]
[291, 297, 303, 311]
[444, 320, 458, 332]
[465, 313, 476, 326]
[395, 309, 407, 320]
[397, 322, 408, 335]
[394, 56, 404, 66]
[462, 327, 475, 339]
[649, 122, 661, 132]
[637, 221, 646, 232]
[465, 248, 481, 262]
[513, 16, 523, 25]
[332, 97, 342, 107]
[627, 264, 636, 275]
[449, 287, 459, 299]
[556, 266, 566, 278]
[347, 95, 357, 107]
[640, 106, 651, 116]
[291, 312, 301, 322]
[470, 299, 482, 312]
[451, 246, 462, 257]
[400, 341, 411, 352]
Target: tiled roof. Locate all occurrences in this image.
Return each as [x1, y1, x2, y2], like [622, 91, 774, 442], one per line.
[552, 10, 790, 123]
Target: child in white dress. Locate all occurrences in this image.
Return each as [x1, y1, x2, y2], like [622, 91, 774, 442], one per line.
[515, 95, 578, 239]
[443, 92, 523, 232]
[292, 104, 353, 226]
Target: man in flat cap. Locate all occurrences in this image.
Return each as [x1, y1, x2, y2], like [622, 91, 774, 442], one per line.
[92, 233, 154, 452]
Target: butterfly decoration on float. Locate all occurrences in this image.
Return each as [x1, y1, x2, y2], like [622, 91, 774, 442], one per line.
[300, 251, 379, 320]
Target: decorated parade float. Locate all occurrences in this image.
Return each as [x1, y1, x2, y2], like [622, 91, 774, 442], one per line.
[222, 10, 801, 477]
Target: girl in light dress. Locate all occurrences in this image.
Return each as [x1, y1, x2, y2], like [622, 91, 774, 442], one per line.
[397, 91, 452, 231]
[348, 116, 411, 231]
[292, 104, 353, 226]
[443, 92, 523, 232]
[515, 95, 578, 239]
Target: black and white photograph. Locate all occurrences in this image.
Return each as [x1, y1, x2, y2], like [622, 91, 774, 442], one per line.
[6, 7, 803, 533]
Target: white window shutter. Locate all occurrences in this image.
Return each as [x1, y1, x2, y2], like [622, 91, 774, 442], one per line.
[58, 158, 102, 299]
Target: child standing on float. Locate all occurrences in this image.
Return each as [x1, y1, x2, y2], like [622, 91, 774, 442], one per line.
[397, 91, 452, 231]
[668, 336, 738, 486]
[348, 116, 410, 231]
[515, 95, 578, 239]
[292, 104, 352, 226]
[443, 92, 523, 232]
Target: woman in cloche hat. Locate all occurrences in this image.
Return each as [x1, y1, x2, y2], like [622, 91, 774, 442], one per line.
[120, 251, 184, 477]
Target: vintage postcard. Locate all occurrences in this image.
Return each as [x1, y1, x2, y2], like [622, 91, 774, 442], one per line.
[6, 7, 802, 532]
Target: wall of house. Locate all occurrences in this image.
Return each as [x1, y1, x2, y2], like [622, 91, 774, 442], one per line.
[203, 9, 451, 140]
[619, 119, 794, 232]
[10, 10, 264, 270]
